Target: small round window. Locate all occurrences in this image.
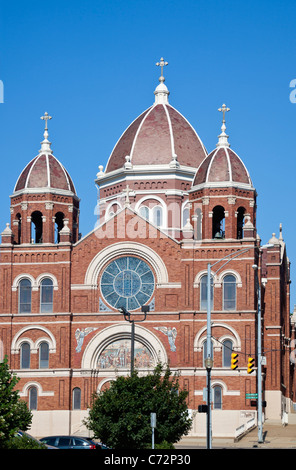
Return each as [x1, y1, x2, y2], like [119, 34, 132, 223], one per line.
[100, 256, 154, 311]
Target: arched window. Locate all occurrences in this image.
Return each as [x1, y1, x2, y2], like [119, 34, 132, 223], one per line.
[73, 215, 78, 243]
[29, 386, 38, 410]
[182, 206, 190, 228]
[223, 275, 236, 310]
[194, 207, 202, 241]
[40, 278, 54, 313]
[237, 207, 246, 239]
[200, 274, 213, 310]
[39, 342, 49, 368]
[153, 206, 163, 227]
[21, 342, 30, 369]
[31, 211, 43, 243]
[139, 206, 149, 220]
[55, 212, 65, 243]
[16, 213, 22, 244]
[212, 206, 225, 239]
[73, 387, 81, 410]
[213, 385, 222, 409]
[223, 339, 233, 367]
[19, 279, 32, 313]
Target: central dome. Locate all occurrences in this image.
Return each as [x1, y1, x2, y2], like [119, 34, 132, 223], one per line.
[105, 78, 207, 173]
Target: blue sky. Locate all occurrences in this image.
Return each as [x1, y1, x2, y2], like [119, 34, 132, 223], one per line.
[1, 0, 296, 306]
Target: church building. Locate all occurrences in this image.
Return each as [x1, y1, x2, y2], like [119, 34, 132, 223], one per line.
[0, 59, 295, 438]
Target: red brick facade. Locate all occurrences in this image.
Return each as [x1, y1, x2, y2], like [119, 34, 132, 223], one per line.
[0, 79, 295, 437]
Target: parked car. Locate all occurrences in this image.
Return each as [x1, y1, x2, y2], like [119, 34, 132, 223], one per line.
[40, 435, 97, 449]
[17, 431, 58, 449]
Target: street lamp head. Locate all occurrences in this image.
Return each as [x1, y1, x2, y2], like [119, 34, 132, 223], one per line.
[204, 357, 213, 370]
[252, 264, 258, 270]
[118, 306, 129, 319]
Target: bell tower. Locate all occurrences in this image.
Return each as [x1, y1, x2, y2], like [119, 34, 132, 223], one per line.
[10, 113, 79, 245]
[189, 105, 256, 242]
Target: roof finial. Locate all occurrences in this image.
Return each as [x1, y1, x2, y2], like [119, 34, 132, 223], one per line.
[156, 57, 168, 83]
[154, 57, 169, 104]
[279, 223, 283, 241]
[40, 112, 52, 154]
[41, 111, 52, 131]
[217, 104, 230, 148]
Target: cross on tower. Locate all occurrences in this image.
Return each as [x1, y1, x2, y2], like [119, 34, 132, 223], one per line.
[156, 57, 168, 79]
[40, 112, 52, 130]
[218, 104, 230, 123]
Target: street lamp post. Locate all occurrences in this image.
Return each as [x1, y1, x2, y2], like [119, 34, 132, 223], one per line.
[119, 305, 149, 374]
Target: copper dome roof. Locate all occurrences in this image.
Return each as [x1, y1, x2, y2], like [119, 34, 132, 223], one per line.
[105, 92, 207, 173]
[14, 153, 76, 195]
[193, 145, 253, 188]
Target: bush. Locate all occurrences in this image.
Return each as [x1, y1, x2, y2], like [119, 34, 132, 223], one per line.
[85, 363, 192, 449]
[5, 434, 47, 449]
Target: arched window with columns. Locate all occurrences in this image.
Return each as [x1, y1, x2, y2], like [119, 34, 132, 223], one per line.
[29, 386, 38, 410]
[73, 387, 81, 410]
[21, 342, 30, 369]
[19, 279, 32, 313]
[223, 274, 236, 310]
[40, 278, 54, 313]
[222, 339, 233, 367]
[213, 385, 222, 409]
[39, 341, 49, 368]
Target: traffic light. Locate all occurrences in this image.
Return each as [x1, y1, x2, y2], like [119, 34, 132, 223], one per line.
[247, 356, 255, 374]
[231, 352, 238, 370]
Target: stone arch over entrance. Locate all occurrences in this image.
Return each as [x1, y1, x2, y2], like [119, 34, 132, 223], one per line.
[81, 323, 168, 370]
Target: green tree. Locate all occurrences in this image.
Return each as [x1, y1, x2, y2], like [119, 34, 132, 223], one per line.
[84, 363, 192, 449]
[0, 356, 32, 448]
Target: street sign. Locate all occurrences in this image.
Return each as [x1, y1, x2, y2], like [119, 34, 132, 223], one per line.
[151, 413, 156, 428]
[245, 393, 258, 399]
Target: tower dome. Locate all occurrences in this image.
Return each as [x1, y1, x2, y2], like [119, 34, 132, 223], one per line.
[192, 104, 253, 189]
[105, 59, 207, 173]
[14, 153, 76, 195]
[14, 112, 76, 196]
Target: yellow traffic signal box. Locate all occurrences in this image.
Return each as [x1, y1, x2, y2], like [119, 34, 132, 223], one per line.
[247, 356, 255, 374]
[231, 352, 238, 370]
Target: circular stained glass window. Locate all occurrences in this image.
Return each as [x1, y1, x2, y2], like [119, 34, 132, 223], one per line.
[100, 256, 155, 311]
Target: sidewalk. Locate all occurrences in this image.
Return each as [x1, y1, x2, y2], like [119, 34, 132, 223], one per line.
[176, 420, 296, 449]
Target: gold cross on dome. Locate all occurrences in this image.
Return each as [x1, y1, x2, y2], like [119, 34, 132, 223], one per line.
[218, 104, 230, 123]
[156, 57, 168, 78]
[40, 111, 52, 130]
